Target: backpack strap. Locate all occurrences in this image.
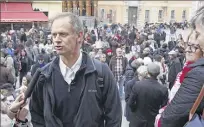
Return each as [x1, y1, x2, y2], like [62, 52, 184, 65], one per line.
[93, 59, 104, 88]
[92, 59, 105, 105]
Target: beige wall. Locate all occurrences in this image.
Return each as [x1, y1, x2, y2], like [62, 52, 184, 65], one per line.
[97, 1, 128, 24]
[138, 1, 192, 25]
[32, 1, 62, 20]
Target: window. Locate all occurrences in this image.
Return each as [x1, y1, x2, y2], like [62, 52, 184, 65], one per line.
[101, 9, 105, 20]
[171, 10, 175, 19]
[145, 10, 150, 22]
[182, 10, 186, 19]
[158, 10, 163, 19]
[109, 9, 113, 23]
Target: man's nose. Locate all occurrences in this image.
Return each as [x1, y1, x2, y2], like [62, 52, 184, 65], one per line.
[53, 34, 61, 43]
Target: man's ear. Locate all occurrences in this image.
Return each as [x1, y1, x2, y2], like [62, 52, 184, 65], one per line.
[77, 32, 83, 44]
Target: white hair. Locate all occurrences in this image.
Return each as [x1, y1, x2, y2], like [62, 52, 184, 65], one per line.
[137, 65, 148, 79]
[191, 6, 204, 29]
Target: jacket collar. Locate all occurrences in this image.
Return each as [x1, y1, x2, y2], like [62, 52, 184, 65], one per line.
[188, 58, 204, 68]
[41, 52, 97, 77]
[83, 52, 97, 75]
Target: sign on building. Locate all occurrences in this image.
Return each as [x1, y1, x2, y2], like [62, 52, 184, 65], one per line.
[79, 16, 95, 29]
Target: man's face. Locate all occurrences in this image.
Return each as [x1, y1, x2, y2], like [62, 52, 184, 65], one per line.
[100, 54, 106, 62]
[51, 17, 83, 56]
[116, 48, 122, 57]
[38, 59, 44, 64]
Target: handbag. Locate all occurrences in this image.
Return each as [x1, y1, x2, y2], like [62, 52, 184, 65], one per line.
[184, 85, 204, 127]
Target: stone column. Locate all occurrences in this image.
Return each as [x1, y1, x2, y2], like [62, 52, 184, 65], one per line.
[79, 0, 83, 16]
[86, 0, 91, 16]
[67, 1, 72, 12]
[94, 0, 98, 17]
[73, 1, 77, 15]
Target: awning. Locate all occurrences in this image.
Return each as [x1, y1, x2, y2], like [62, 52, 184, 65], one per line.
[0, 2, 48, 22]
[1, 12, 48, 22]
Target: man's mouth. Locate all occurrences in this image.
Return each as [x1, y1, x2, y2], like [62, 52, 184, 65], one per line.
[55, 46, 63, 50]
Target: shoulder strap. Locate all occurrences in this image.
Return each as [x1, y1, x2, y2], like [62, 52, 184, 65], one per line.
[189, 84, 204, 120]
[93, 59, 104, 87]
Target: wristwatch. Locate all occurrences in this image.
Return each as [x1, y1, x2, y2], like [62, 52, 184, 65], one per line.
[14, 118, 28, 127]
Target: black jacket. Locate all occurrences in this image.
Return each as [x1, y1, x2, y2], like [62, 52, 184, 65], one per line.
[29, 53, 122, 127]
[124, 64, 135, 86]
[160, 58, 204, 127]
[124, 78, 138, 121]
[168, 57, 182, 84]
[128, 78, 168, 127]
[31, 63, 45, 76]
[160, 32, 166, 41]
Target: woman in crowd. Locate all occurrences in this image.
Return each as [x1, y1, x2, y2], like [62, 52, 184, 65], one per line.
[19, 49, 31, 86]
[155, 29, 203, 126]
[160, 6, 204, 127]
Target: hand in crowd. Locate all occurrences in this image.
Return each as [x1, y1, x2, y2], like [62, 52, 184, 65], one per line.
[17, 104, 29, 121]
[9, 94, 25, 113]
[19, 85, 27, 94]
[8, 93, 28, 120]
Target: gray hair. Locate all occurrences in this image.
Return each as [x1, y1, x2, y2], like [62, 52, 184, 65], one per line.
[191, 6, 204, 29]
[50, 12, 84, 34]
[137, 65, 148, 79]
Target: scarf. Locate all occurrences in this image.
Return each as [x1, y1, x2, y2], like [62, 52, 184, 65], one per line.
[155, 61, 193, 127]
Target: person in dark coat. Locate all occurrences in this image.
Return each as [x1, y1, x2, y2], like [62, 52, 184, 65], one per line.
[19, 49, 31, 87]
[0, 57, 15, 87]
[124, 62, 142, 122]
[129, 30, 136, 47]
[168, 37, 176, 51]
[128, 63, 168, 127]
[154, 31, 161, 48]
[167, 50, 182, 90]
[160, 30, 166, 42]
[29, 13, 122, 127]
[124, 59, 142, 86]
[20, 30, 27, 43]
[160, 7, 204, 127]
[31, 54, 46, 76]
[41, 48, 51, 64]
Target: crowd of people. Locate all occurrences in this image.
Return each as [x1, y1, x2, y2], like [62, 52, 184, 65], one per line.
[0, 6, 203, 127]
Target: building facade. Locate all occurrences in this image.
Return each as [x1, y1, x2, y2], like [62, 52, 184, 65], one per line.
[138, 1, 192, 23]
[135, 1, 192, 28]
[97, 1, 128, 24]
[61, 0, 97, 16]
[32, 1, 62, 19]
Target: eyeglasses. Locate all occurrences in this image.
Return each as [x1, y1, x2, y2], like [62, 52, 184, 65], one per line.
[185, 30, 201, 53]
[186, 43, 200, 53]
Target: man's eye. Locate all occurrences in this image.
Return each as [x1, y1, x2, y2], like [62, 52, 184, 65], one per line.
[60, 33, 68, 37]
[52, 33, 57, 37]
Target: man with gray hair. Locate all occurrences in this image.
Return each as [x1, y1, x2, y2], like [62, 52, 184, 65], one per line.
[29, 13, 122, 127]
[160, 6, 204, 127]
[128, 63, 168, 127]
